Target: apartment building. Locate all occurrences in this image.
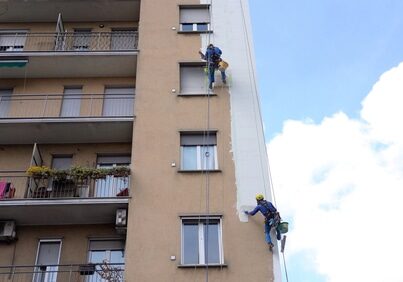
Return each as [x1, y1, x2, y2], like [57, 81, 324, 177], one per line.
[0, 0, 281, 281]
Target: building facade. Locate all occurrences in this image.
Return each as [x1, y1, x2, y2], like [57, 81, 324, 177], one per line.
[0, 0, 281, 281]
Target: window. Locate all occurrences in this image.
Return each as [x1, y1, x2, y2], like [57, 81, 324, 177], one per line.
[179, 6, 210, 32]
[60, 87, 82, 117]
[180, 63, 207, 94]
[0, 89, 12, 118]
[50, 155, 74, 197]
[111, 28, 137, 50]
[73, 29, 91, 51]
[88, 239, 125, 281]
[103, 87, 135, 117]
[0, 30, 27, 52]
[181, 217, 223, 265]
[180, 132, 218, 171]
[51, 155, 73, 170]
[34, 240, 62, 282]
[95, 155, 131, 197]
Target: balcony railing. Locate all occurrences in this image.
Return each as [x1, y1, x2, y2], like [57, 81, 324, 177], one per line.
[0, 263, 124, 282]
[0, 31, 138, 53]
[0, 172, 130, 200]
[0, 94, 134, 119]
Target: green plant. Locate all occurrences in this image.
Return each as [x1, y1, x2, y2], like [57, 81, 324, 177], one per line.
[110, 166, 130, 177]
[26, 166, 52, 179]
[52, 169, 70, 181]
[70, 166, 92, 180]
[90, 168, 109, 179]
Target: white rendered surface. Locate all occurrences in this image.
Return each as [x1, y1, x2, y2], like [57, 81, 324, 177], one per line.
[201, 0, 282, 281]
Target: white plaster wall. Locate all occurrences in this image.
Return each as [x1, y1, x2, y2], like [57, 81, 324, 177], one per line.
[201, 0, 282, 281]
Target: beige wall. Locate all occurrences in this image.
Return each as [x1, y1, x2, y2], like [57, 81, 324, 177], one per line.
[0, 143, 131, 169]
[0, 77, 135, 118]
[126, 0, 273, 281]
[0, 224, 120, 265]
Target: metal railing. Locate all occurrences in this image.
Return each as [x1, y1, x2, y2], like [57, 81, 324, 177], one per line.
[0, 31, 138, 53]
[0, 172, 130, 200]
[0, 263, 125, 282]
[0, 94, 135, 119]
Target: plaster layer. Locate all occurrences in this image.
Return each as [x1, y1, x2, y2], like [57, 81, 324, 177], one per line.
[201, 0, 282, 280]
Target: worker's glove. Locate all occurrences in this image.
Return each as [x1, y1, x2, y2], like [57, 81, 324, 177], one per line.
[244, 211, 249, 215]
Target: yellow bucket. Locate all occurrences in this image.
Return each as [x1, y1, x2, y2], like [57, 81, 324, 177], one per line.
[218, 60, 229, 71]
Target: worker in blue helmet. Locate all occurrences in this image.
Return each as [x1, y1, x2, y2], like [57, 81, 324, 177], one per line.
[245, 194, 282, 250]
[199, 44, 227, 89]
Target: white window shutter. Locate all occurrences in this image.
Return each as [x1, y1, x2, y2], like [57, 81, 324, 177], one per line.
[180, 66, 206, 94]
[180, 8, 209, 23]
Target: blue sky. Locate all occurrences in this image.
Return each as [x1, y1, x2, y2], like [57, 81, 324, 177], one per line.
[249, 1, 403, 281]
[250, 0, 403, 139]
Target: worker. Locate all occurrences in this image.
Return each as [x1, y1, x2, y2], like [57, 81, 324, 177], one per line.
[198, 44, 227, 89]
[244, 194, 282, 250]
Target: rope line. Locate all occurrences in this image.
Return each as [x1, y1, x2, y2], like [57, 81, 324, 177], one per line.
[197, 1, 215, 281]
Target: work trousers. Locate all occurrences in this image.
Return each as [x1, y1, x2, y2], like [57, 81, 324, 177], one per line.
[208, 63, 226, 86]
[264, 218, 282, 244]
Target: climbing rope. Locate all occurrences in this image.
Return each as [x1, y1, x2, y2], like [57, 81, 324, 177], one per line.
[199, 1, 215, 282]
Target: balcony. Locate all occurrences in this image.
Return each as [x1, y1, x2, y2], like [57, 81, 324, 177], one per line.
[0, 263, 125, 282]
[0, 93, 134, 144]
[0, 31, 138, 78]
[1, 0, 140, 22]
[0, 171, 130, 225]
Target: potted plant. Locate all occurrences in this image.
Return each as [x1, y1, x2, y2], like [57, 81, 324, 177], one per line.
[52, 169, 70, 182]
[70, 166, 92, 180]
[111, 166, 130, 178]
[26, 166, 52, 179]
[90, 168, 109, 179]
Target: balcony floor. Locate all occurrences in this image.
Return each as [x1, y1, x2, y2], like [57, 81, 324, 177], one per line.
[0, 52, 137, 78]
[0, 197, 129, 225]
[0, 117, 134, 144]
[1, 0, 140, 22]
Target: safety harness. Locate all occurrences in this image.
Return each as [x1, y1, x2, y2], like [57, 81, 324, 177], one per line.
[261, 200, 281, 225]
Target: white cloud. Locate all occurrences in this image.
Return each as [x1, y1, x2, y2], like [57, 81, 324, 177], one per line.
[267, 62, 403, 282]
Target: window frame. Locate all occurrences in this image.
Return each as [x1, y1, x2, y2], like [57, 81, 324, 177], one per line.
[179, 62, 210, 96]
[33, 239, 63, 281]
[102, 86, 135, 117]
[180, 216, 224, 266]
[0, 29, 28, 52]
[60, 86, 83, 117]
[0, 88, 13, 118]
[180, 131, 218, 171]
[51, 154, 73, 170]
[87, 238, 126, 263]
[179, 5, 212, 33]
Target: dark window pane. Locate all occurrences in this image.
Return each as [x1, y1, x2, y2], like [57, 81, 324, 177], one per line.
[197, 23, 208, 31]
[181, 24, 194, 31]
[204, 223, 220, 264]
[183, 224, 199, 264]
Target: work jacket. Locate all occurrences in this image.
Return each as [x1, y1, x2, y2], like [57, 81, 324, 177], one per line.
[249, 200, 278, 219]
[204, 47, 222, 64]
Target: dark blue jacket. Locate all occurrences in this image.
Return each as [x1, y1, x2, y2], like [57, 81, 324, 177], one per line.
[248, 200, 277, 219]
[204, 47, 222, 64]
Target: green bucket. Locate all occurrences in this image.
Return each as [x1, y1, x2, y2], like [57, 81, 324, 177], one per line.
[278, 222, 289, 234]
